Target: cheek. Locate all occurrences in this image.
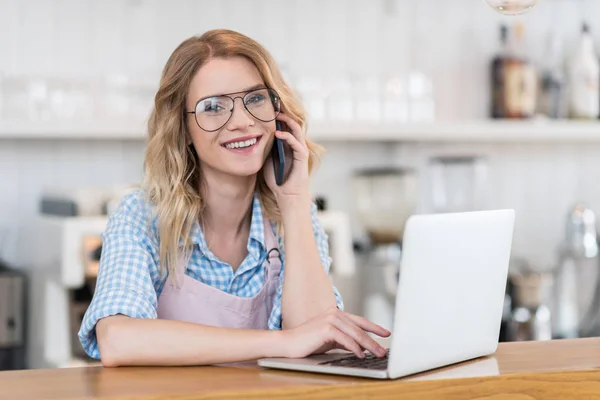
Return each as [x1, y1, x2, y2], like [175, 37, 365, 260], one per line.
[263, 121, 276, 137]
[188, 126, 219, 160]
[262, 120, 276, 139]
[261, 122, 276, 152]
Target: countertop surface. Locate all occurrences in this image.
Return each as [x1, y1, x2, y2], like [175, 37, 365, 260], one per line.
[1, 337, 599, 400]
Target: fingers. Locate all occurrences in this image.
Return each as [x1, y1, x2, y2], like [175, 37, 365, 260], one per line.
[332, 341, 367, 353]
[344, 313, 392, 338]
[275, 113, 305, 146]
[332, 314, 387, 357]
[275, 130, 308, 161]
[329, 327, 365, 358]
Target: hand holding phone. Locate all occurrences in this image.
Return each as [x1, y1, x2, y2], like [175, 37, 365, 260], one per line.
[272, 120, 293, 186]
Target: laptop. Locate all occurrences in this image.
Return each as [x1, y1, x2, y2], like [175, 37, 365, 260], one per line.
[258, 209, 515, 379]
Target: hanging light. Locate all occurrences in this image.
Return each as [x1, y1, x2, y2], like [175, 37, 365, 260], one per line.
[483, 0, 540, 15]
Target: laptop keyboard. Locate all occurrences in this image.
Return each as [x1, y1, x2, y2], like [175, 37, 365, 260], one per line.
[318, 349, 390, 370]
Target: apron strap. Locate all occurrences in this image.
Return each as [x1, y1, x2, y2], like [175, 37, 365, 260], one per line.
[263, 215, 282, 278]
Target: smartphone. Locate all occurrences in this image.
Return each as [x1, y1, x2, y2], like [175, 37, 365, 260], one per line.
[272, 120, 293, 186]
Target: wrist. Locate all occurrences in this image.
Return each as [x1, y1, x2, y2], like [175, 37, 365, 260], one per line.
[267, 330, 290, 358]
[278, 194, 312, 218]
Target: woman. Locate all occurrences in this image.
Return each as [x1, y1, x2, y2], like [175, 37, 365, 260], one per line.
[78, 29, 390, 367]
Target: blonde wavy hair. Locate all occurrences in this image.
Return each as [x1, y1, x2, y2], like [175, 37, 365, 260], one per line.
[143, 29, 323, 279]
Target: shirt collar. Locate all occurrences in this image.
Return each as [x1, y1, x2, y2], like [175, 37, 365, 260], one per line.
[248, 193, 266, 251]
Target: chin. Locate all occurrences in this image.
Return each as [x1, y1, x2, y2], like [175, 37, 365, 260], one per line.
[206, 143, 271, 180]
[227, 162, 264, 179]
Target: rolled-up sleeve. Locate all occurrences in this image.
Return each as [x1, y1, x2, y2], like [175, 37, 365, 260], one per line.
[78, 192, 159, 359]
[268, 202, 345, 330]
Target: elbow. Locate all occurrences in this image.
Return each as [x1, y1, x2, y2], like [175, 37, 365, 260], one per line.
[100, 347, 121, 368]
[96, 317, 128, 367]
[101, 356, 121, 368]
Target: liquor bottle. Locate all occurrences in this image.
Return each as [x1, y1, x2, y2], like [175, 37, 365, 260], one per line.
[539, 32, 566, 118]
[491, 24, 510, 118]
[504, 22, 537, 119]
[490, 23, 537, 119]
[568, 23, 600, 119]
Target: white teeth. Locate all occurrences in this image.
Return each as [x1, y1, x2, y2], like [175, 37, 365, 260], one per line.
[225, 137, 257, 149]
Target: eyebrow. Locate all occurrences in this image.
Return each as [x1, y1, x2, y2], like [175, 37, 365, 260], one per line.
[199, 84, 266, 100]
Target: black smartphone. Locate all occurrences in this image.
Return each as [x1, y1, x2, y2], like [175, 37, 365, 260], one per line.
[272, 120, 293, 186]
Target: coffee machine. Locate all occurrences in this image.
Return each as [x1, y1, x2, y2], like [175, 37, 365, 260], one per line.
[352, 167, 418, 331]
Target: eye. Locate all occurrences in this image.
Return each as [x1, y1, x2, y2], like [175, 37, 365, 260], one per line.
[204, 103, 223, 112]
[246, 93, 266, 105]
[201, 98, 228, 113]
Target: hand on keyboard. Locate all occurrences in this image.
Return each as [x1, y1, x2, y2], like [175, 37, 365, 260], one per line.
[280, 306, 390, 359]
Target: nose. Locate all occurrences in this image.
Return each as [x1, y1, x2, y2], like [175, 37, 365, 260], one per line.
[225, 97, 254, 131]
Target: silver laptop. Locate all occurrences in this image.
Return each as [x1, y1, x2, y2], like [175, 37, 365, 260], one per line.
[258, 209, 515, 379]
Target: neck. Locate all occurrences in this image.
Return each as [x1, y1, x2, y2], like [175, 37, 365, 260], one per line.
[200, 169, 257, 237]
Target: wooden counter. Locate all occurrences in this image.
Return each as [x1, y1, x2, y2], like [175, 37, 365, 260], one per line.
[1, 338, 599, 400]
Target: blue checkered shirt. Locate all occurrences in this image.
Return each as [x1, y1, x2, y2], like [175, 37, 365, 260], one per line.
[78, 190, 344, 359]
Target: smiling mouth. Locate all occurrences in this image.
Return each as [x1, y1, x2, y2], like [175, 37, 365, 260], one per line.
[221, 136, 262, 152]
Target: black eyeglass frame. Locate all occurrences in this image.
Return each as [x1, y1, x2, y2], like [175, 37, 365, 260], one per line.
[185, 87, 281, 132]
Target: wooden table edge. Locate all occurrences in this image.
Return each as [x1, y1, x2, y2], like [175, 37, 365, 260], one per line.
[89, 367, 600, 400]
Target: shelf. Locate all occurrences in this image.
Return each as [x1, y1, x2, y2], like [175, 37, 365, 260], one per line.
[2, 119, 600, 143]
[308, 120, 600, 143]
[0, 120, 147, 140]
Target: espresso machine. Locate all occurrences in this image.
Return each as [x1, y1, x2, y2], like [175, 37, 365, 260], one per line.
[352, 167, 418, 331]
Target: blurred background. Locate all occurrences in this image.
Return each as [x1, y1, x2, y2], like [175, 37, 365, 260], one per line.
[1, 0, 600, 370]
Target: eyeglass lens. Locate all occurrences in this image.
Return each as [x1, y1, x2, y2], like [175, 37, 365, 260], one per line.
[194, 88, 280, 131]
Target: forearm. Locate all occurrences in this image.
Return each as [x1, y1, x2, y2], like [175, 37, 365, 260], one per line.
[96, 315, 285, 367]
[280, 196, 337, 329]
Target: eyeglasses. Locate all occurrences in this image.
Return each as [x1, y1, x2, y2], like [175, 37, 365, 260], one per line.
[186, 87, 281, 132]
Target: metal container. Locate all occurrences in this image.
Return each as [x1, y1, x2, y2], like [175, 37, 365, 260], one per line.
[552, 204, 600, 338]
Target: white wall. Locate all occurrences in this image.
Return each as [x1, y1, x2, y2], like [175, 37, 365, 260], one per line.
[2, 0, 600, 271]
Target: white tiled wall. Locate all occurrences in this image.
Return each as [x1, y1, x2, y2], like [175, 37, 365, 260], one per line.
[2, 0, 600, 271]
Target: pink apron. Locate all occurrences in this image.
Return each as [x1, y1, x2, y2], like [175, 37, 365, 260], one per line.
[156, 215, 281, 330]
